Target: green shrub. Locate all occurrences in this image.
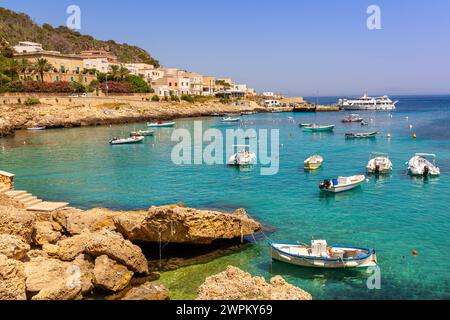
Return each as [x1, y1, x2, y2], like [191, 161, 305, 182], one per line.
[71, 81, 87, 93]
[151, 95, 160, 102]
[170, 95, 180, 102]
[181, 94, 195, 103]
[126, 75, 150, 93]
[24, 97, 40, 106]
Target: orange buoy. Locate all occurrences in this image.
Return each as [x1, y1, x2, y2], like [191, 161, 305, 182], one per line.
[412, 250, 418, 256]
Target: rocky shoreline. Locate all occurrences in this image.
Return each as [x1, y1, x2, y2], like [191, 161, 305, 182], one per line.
[0, 97, 262, 137]
[0, 194, 313, 300]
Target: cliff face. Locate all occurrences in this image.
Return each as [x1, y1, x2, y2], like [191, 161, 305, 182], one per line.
[0, 7, 159, 67]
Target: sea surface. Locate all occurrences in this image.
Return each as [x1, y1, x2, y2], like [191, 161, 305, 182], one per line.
[1, 95, 450, 300]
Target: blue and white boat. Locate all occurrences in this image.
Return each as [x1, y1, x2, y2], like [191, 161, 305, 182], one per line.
[270, 240, 377, 269]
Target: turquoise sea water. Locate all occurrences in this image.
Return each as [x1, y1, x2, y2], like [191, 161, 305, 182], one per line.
[1, 95, 449, 299]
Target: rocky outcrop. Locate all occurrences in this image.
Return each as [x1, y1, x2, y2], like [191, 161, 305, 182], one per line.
[31, 278, 83, 300]
[65, 208, 119, 235]
[32, 221, 62, 246]
[113, 205, 262, 245]
[44, 230, 148, 274]
[93, 255, 133, 292]
[197, 266, 312, 300]
[0, 234, 30, 260]
[0, 205, 35, 243]
[0, 254, 27, 300]
[121, 282, 169, 300]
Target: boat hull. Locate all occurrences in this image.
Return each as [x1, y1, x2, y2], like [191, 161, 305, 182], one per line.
[270, 243, 377, 269]
[303, 125, 335, 132]
[147, 122, 176, 128]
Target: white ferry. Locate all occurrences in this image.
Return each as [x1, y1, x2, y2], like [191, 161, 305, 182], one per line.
[337, 94, 398, 111]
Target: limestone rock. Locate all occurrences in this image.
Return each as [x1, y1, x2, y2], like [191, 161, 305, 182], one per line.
[0, 205, 36, 243]
[113, 205, 262, 245]
[0, 234, 30, 260]
[73, 254, 95, 294]
[84, 230, 148, 274]
[24, 256, 69, 293]
[65, 208, 119, 235]
[44, 233, 88, 261]
[197, 266, 312, 300]
[31, 278, 83, 300]
[32, 221, 62, 246]
[0, 254, 27, 300]
[94, 255, 133, 292]
[121, 282, 169, 300]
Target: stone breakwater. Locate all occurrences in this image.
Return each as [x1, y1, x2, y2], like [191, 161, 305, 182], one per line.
[0, 195, 310, 301]
[0, 97, 261, 137]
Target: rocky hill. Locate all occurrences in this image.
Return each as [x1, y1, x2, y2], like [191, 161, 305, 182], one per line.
[0, 7, 159, 67]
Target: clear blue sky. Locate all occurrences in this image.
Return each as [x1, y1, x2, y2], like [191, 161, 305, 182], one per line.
[2, 0, 450, 96]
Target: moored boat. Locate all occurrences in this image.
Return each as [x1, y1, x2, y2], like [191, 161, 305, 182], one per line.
[27, 125, 46, 131]
[227, 145, 256, 166]
[221, 117, 241, 123]
[304, 155, 324, 171]
[303, 124, 335, 132]
[407, 153, 440, 177]
[109, 136, 145, 145]
[342, 114, 364, 123]
[299, 123, 312, 128]
[147, 121, 176, 128]
[129, 130, 154, 137]
[270, 240, 377, 269]
[319, 175, 366, 193]
[345, 132, 378, 139]
[367, 152, 392, 174]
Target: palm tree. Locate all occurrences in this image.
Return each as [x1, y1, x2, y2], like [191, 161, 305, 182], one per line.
[33, 58, 52, 82]
[6, 59, 20, 80]
[109, 65, 120, 81]
[118, 64, 130, 81]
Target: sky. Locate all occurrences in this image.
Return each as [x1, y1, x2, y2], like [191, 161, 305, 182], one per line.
[2, 0, 450, 96]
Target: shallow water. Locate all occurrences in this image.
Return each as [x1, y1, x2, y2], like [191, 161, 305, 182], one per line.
[1, 95, 449, 299]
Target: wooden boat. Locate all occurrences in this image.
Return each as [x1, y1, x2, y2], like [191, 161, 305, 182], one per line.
[367, 152, 393, 174]
[129, 130, 154, 137]
[304, 155, 324, 170]
[221, 117, 241, 123]
[27, 126, 46, 131]
[342, 114, 364, 123]
[303, 124, 335, 132]
[345, 132, 378, 139]
[147, 121, 176, 128]
[109, 136, 144, 145]
[270, 240, 377, 269]
[407, 153, 440, 177]
[319, 175, 366, 193]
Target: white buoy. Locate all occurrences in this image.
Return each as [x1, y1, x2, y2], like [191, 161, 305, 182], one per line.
[409, 125, 413, 130]
[387, 133, 391, 138]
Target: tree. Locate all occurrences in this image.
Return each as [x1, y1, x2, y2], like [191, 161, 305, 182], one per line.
[126, 74, 150, 93]
[5, 59, 19, 80]
[109, 65, 120, 81]
[33, 58, 52, 82]
[118, 64, 130, 81]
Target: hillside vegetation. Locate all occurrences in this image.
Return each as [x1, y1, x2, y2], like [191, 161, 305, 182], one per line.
[0, 7, 159, 67]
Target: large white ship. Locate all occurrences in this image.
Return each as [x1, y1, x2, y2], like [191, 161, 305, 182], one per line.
[337, 94, 398, 111]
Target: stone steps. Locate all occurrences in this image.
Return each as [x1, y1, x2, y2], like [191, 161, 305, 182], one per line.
[23, 199, 43, 208]
[0, 185, 9, 193]
[18, 195, 37, 204]
[14, 192, 34, 201]
[4, 190, 28, 198]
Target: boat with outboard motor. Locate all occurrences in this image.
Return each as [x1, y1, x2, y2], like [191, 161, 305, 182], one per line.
[147, 121, 176, 128]
[319, 175, 366, 193]
[270, 240, 377, 269]
[345, 132, 378, 139]
[407, 153, 440, 177]
[342, 114, 364, 123]
[303, 124, 335, 132]
[110, 136, 145, 145]
[367, 152, 393, 174]
[227, 145, 256, 166]
[304, 155, 324, 171]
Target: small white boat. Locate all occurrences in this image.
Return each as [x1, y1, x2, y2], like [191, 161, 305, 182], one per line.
[110, 136, 144, 145]
[147, 121, 176, 128]
[319, 175, 366, 193]
[342, 114, 364, 123]
[221, 117, 241, 123]
[304, 155, 324, 171]
[270, 240, 377, 269]
[27, 126, 46, 131]
[227, 145, 256, 166]
[367, 152, 392, 174]
[407, 153, 440, 177]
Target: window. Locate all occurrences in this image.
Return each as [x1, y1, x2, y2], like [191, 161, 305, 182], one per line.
[56, 76, 60, 81]
[70, 76, 74, 81]
[169, 82, 172, 86]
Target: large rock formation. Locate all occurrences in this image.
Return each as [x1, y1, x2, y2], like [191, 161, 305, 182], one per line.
[197, 266, 312, 300]
[93, 255, 133, 292]
[32, 221, 62, 246]
[0, 205, 35, 243]
[113, 206, 262, 245]
[0, 234, 30, 260]
[0, 254, 27, 300]
[121, 282, 169, 300]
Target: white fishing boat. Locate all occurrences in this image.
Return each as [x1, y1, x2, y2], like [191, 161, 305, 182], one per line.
[27, 125, 46, 131]
[304, 155, 324, 171]
[147, 121, 176, 128]
[367, 152, 393, 174]
[109, 136, 144, 145]
[270, 240, 377, 269]
[221, 117, 241, 123]
[319, 175, 366, 193]
[227, 145, 256, 166]
[407, 153, 440, 177]
[342, 114, 364, 123]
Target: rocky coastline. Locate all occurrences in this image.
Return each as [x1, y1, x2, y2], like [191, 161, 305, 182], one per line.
[0, 194, 313, 300]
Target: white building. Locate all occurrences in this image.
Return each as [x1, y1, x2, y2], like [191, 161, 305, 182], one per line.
[13, 41, 44, 53]
[263, 100, 281, 107]
[262, 91, 275, 97]
[83, 58, 113, 73]
[125, 63, 155, 82]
